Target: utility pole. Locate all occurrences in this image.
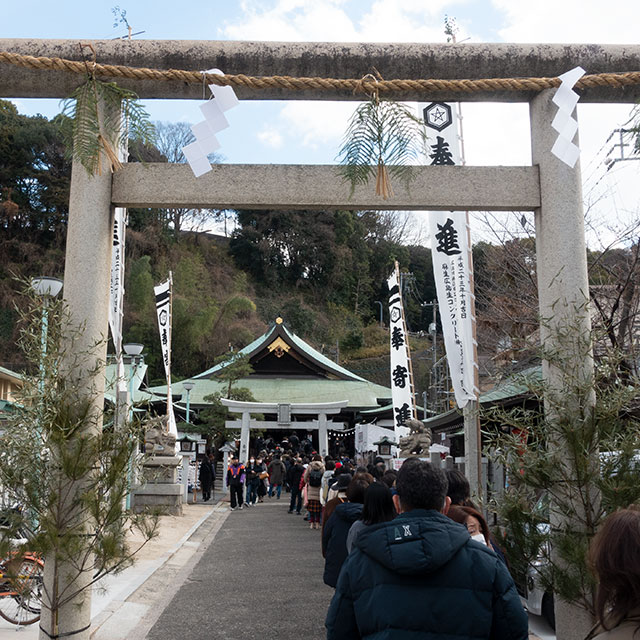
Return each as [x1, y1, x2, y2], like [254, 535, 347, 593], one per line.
[604, 128, 640, 170]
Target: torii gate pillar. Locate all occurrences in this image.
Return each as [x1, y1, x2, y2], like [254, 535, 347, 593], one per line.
[530, 89, 594, 640]
[39, 145, 114, 638]
[240, 411, 251, 462]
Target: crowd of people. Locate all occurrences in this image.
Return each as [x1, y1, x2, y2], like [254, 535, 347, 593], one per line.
[218, 444, 640, 640]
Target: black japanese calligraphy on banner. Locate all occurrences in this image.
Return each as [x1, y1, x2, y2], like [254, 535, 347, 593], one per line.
[435, 218, 462, 256]
[422, 101, 477, 409]
[154, 279, 172, 381]
[387, 266, 415, 438]
[154, 276, 178, 437]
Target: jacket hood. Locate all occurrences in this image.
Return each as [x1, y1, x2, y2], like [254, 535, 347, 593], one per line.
[334, 501, 363, 524]
[309, 461, 324, 471]
[355, 510, 471, 576]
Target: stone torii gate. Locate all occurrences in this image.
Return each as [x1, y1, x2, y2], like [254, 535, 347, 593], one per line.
[221, 398, 349, 461]
[2, 39, 640, 640]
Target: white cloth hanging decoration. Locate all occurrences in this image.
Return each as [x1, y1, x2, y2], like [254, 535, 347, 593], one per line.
[550, 66, 586, 168]
[183, 68, 239, 177]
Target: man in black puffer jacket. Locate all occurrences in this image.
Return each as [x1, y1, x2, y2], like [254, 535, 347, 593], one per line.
[326, 459, 528, 640]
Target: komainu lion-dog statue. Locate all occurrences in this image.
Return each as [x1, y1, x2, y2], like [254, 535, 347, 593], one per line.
[398, 418, 432, 457]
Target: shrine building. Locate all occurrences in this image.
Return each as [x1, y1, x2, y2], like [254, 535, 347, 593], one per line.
[151, 318, 392, 460]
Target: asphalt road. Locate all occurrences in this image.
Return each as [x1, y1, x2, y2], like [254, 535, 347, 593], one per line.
[146, 498, 333, 640]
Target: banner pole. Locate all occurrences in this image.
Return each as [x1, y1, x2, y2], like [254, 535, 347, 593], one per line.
[456, 96, 482, 499]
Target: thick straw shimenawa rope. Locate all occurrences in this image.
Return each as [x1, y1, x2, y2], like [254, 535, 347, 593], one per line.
[1, 50, 640, 94]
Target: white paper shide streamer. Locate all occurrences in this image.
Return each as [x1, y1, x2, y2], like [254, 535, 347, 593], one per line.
[550, 66, 586, 168]
[424, 102, 477, 409]
[183, 68, 240, 177]
[387, 266, 415, 441]
[154, 276, 177, 437]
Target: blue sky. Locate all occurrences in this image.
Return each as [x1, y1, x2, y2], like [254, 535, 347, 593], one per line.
[2, 0, 639, 245]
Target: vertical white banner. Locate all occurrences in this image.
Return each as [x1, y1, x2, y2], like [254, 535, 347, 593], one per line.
[154, 277, 177, 437]
[424, 102, 477, 409]
[431, 212, 477, 407]
[111, 113, 129, 397]
[388, 264, 415, 441]
[109, 207, 127, 392]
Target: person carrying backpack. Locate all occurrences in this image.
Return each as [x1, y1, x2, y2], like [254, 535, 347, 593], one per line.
[303, 454, 325, 530]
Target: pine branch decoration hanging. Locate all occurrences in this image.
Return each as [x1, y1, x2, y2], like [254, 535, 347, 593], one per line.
[60, 50, 155, 176]
[337, 88, 428, 200]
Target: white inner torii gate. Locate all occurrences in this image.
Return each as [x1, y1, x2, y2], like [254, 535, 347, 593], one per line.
[3, 38, 639, 640]
[221, 398, 349, 461]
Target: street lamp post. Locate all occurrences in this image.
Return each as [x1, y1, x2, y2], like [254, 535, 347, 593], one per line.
[182, 382, 195, 424]
[30, 277, 63, 389]
[123, 343, 144, 422]
[123, 343, 144, 511]
[29, 276, 63, 530]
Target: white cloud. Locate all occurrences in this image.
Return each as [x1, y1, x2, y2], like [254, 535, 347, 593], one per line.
[221, 0, 469, 43]
[257, 127, 285, 148]
[221, 0, 468, 163]
[219, 0, 640, 246]
[279, 102, 354, 150]
[223, 0, 358, 41]
[358, 0, 465, 42]
[460, 103, 531, 166]
[493, 0, 640, 43]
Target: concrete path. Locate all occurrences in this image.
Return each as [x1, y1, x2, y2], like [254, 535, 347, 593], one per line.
[0, 497, 219, 640]
[143, 498, 333, 640]
[0, 492, 555, 640]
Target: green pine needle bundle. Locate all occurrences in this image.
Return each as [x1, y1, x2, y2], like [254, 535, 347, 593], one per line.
[61, 77, 155, 176]
[337, 97, 428, 200]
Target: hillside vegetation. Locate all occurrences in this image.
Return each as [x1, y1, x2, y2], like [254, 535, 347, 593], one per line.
[0, 101, 436, 387]
[3, 101, 638, 391]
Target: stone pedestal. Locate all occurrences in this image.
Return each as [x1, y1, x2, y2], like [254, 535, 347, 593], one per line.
[132, 455, 182, 515]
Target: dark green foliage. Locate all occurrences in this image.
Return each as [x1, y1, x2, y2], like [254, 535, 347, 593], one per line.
[0, 101, 70, 244]
[197, 388, 258, 448]
[0, 99, 440, 383]
[196, 353, 257, 447]
[486, 339, 640, 614]
[229, 209, 425, 334]
[212, 352, 254, 397]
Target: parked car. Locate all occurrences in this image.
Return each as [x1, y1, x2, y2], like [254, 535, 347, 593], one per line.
[507, 494, 555, 629]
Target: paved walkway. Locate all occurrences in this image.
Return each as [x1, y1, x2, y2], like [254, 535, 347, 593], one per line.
[144, 498, 333, 640]
[0, 491, 555, 639]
